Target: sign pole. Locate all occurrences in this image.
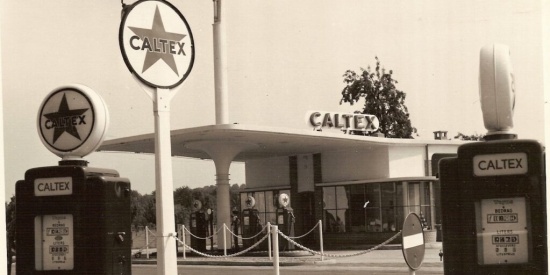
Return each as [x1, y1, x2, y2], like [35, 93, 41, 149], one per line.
[119, 1, 195, 273]
[153, 88, 178, 275]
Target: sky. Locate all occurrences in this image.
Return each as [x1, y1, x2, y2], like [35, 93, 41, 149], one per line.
[1, 0, 547, 201]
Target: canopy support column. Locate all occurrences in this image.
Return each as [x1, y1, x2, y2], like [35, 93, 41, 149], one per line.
[185, 141, 257, 250]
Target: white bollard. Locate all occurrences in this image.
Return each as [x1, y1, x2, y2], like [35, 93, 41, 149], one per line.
[181, 224, 186, 259]
[223, 223, 227, 256]
[145, 226, 150, 259]
[272, 225, 279, 275]
[319, 220, 324, 261]
[267, 222, 272, 260]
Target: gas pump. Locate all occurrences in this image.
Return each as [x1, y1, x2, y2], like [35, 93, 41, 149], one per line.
[241, 196, 261, 249]
[16, 85, 132, 275]
[439, 45, 547, 274]
[189, 200, 207, 252]
[276, 193, 295, 251]
[206, 208, 214, 251]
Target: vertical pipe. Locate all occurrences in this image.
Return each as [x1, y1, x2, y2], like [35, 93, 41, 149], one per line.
[146, 226, 149, 259]
[182, 225, 186, 259]
[210, 211, 214, 251]
[272, 225, 279, 275]
[429, 181, 436, 229]
[216, 174, 231, 250]
[319, 220, 324, 261]
[378, 183, 383, 230]
[267, 222, 272, 260]
[402, 182, 409, 217]
[213, 0, 229, 124]
[0, 26, 7, 274]
[153, 88, 177, 275]
[223, 223, 227, 256]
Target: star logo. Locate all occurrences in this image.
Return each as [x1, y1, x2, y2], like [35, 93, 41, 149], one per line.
[43, 93, 89, 144]
[128, 5, 186, 75]
[119, 0, 195, 88]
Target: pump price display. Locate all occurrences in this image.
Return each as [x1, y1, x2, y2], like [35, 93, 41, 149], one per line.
[35, 214, 74, 270]
[49, 245, 69, 254]
[487, 213, 518, 223]
[476, 197, 529, 265]
[47, 227, 70, 235]
[493, 235, 519, 244]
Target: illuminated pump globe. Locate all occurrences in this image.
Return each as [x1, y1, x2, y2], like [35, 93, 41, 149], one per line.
[479, 43, 515, 136]
[37, 84, 110, 159]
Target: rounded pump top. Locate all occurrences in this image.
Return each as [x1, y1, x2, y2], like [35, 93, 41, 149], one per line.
[478, 44, 517, 140]
[37, 84, 110, 161]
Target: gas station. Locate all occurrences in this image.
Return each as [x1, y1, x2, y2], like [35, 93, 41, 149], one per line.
[4, 0, 548, 275]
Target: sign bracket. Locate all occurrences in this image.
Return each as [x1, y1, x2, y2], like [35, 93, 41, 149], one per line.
[132, 74, 182, 102]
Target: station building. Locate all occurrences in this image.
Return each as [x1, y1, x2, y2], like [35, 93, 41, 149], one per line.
[99, 124, 463, 248]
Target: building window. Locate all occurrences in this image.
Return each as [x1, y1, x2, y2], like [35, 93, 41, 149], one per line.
[322, 181, 433, 233]
[407, 182, 432, 229]
[348, 184, 365, 232]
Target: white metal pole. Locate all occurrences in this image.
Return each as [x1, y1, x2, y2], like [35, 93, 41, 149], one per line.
[223, 223, 227, 256]
[0, 25, 7, 274]
[319, 220, 324, 261]
[153, 88, 178, 275]
[213, 0, 229, 124]
[267, 222, 272, 260]
[272, 225, 279, 275]
[182, 224, 186, 259]
[409, 268, 416, 275]
[146, 226, 150, 259]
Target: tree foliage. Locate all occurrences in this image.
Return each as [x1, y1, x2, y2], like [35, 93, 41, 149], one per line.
[129, 183, 245, 229]
[6, 196, 16, 275]
[340, 57, 414, 138]
[454, 132, 485, 141]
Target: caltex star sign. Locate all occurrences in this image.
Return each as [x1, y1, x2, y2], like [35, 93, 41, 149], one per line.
[119, 0, 195, 88]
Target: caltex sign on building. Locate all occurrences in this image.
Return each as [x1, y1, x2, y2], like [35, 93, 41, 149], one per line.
[119, 0, 195, 88]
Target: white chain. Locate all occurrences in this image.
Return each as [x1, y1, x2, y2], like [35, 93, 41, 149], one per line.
[288, 222, 319, 239]
[183, 225, 223, 240]
[278, 230, 402, 258]
[172, 226, 401, 260]
[173, 233, 270, 258]
[225, 224, 270, 240]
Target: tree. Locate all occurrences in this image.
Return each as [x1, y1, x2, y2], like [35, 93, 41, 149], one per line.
[340, 57, 415, 138]
[141, 193, 157, 226]
[6, 196, 15, 275]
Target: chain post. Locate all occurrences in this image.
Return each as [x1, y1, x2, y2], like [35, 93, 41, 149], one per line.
[267, 222, 272, 260]
[272, 225, 279, 275]
[319, 220, 324, 261]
